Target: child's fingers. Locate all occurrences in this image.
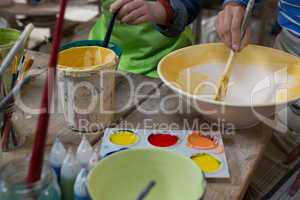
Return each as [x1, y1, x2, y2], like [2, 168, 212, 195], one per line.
[121, 6, 145, 23]
[110, 0, 131, 13]
[130, 15, 148, 25]
[118, 0, 144, 19]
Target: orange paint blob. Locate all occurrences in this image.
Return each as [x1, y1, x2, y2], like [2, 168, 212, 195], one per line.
[187, 132, 217, 150]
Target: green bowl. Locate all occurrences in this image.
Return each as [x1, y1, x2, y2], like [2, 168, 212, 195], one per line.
[87, 149, 206, 200]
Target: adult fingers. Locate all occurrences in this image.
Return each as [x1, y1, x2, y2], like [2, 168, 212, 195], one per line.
[215, 10, 233, 49]
[231, 6, 245, 51]
[223, 8, 233, 49]
[215, 11, 226, 43]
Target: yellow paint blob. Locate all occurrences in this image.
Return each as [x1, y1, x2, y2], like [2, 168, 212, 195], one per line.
[109, 130, 139, 146]
[192, 153, 221, 173]
[58, 46, 116, 71]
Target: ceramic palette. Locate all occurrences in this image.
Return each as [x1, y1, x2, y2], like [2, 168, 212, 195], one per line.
[100, 128, 230, 178]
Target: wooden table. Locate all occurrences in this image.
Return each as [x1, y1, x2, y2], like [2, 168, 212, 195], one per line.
[0, 51, 272, 200]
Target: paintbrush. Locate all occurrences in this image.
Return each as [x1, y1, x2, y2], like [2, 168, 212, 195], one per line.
[102, 11, 118, 48]
[17, 57, 34, 82]
[15, 55, 26, 82]
[1, 55, 33, 150]
[22, 58, 34, 76]
[214, 0, 255, 101]
[0, 24, 34, 78]
[0, 56, 24, 150]
[0, 74, 31, 111]
[1, 113, 13, 151]
[26, 0, 68, 184]
[136, 180, 156, 200]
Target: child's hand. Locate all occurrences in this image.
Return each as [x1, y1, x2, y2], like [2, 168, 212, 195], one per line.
[110, 0, 167, 25]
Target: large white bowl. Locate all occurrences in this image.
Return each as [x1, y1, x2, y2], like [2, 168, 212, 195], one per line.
[158, 43, 300, 129]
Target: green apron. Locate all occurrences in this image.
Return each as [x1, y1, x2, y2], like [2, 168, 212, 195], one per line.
[89, 0, 193, 77]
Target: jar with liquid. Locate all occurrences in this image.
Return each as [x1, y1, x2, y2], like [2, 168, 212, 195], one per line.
[0, 159, 61, 200]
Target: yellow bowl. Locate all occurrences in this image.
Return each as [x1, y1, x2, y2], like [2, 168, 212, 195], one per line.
[158, 43, 300, 129]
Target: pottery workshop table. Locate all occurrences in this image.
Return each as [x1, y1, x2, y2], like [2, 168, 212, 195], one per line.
[0, 2, 99, 49]
[0, 51, 273, 200]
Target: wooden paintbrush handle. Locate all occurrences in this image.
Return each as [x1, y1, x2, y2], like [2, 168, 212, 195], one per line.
[241, 0, 255, 40]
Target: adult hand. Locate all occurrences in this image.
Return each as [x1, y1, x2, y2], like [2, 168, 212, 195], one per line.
[215, 2, 250, 52]
[110, 0, 167, 25]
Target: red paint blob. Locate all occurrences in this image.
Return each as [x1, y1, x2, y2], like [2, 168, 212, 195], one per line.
[148, 133, 179, 147]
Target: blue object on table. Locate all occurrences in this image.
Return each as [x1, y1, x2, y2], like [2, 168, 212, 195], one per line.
[74, 168, 91, 200]
[49, 137, 66, 183]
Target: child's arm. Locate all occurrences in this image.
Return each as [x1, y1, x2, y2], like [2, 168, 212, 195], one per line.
[110, 0, 201, 37]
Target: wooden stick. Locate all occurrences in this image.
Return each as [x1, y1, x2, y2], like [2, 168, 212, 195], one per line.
[26, 0, 68, 183]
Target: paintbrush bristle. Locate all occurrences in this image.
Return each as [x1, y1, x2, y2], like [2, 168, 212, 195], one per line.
[214, 75, 229, 101]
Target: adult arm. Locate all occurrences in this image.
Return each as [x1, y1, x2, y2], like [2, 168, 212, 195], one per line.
[157, 0, 202, 37]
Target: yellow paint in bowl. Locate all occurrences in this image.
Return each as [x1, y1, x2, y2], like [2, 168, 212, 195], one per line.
[58, 46, 116, 71]
[191, 153, 221, 173]
[177, 70, 208, 95]
[109, 130, 139, 146]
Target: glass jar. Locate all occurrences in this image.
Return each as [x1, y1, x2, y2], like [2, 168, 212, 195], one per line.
[0, 28, 25, 152]
[0, 159, 61, 200]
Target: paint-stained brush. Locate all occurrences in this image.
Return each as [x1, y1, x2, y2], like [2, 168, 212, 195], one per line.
[102, 11, 118, 48]
[136, 180, 156, 200]
[0, 74, 31, 111]
[17, 57, 34, 82]
[22, 57, 34, 75]
[0, 24, 34, 77]
[14, 55, 25, 83]
[214, 0, 255, 101]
